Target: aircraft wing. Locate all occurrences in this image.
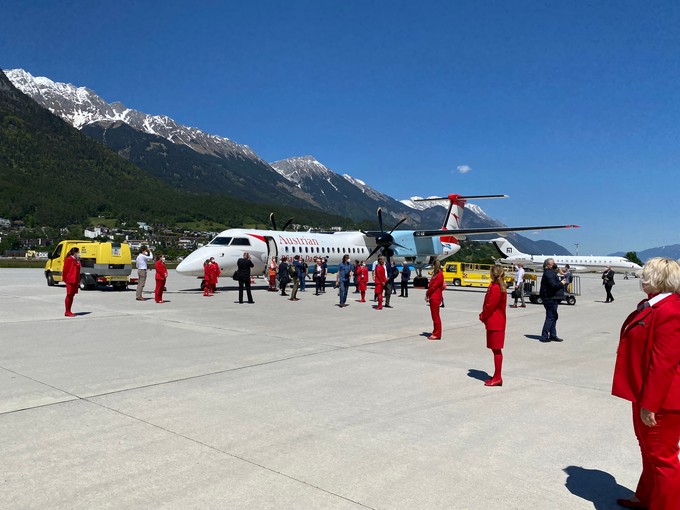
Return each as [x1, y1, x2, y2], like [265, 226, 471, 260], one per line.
[413, 225, 579, 237]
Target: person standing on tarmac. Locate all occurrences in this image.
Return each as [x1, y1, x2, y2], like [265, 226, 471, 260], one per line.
[154, 254, 168, 304]
[603, 265, 615, 303]
[63, 247, 81, 317]
[135, 246, 153, 301]
[236, 252, 255, 304]
[539, 258, 567, 342]
[400, 263, 411, 297]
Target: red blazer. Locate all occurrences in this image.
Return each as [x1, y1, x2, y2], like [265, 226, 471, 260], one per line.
[479, 282, 507, 331]
[155, 260, 168, 280]
[612, 293, 680, 412]
[374, 264, 387, 292]
[62, 255, 80, 285]
[357, 265, 369, 291]
[426, 271, 444, 302]
[204, 264, 212, 283]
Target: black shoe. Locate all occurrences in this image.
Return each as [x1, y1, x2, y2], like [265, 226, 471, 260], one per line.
[540, 337, 551, 343]
[550, 337, 564, 342]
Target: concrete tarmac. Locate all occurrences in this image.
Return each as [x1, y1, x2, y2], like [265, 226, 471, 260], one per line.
[0, 269, 645, 509]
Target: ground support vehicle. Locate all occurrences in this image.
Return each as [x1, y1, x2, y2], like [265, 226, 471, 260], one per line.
[45, 241, 133, 290]
[433, 262, 515, 288]
[524, 274, 581, 305]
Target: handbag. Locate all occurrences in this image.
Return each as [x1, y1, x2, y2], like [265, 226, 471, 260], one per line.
[511, 288, 520, 299]
[232, 270, 239, 281]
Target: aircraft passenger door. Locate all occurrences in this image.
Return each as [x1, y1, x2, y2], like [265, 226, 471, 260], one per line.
[264, 236, 278, 274]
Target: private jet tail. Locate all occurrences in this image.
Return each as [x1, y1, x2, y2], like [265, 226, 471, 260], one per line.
[491, 237, 528, 259]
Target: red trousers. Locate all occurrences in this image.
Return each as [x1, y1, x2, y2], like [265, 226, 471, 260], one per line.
[155, 279, 166, 302]
[632, 403, 680, 509]
[429, 300, 442, 338]
[65, 283, 78, 313]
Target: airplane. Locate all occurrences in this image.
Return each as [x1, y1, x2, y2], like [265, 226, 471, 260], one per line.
[490, 237, 642, 273]
[175, 194, 579, 285]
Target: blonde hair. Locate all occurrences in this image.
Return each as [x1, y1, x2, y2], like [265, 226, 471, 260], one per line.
[432, 260, 441, 276]
[490, 264, 507, 292]
[640, 257, 680, 294]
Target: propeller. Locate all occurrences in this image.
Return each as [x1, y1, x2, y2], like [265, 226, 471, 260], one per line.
[364, 208, 408, 265]
[269, 213, 294, 231]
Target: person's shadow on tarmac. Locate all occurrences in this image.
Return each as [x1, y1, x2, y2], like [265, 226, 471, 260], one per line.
[563, 466, 634, 509]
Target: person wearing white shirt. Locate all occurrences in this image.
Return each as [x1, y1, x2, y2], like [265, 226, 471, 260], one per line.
[135, 246, 154, 301]
[510, 264, 526, 308]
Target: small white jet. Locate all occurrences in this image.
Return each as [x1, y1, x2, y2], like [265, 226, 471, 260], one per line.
[175, 194, 578, 282]
[491, 237, 642, 273]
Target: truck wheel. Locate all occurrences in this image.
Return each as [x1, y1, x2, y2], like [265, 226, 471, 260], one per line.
[113, 282, 127, 291]
[453, 279, 461, 286]
[46, 272, 55, 286]
[80, 276, 95, 291]
[566, 295, 576, 305]
[529, 296, 538, 304]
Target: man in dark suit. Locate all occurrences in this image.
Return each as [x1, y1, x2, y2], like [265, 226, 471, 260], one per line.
[236, 252, 254, 304]
[603, 266, 615, 302]
[539, 258, 566, 342]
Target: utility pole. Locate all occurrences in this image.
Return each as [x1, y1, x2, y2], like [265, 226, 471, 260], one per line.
[574, 243, 579, 256]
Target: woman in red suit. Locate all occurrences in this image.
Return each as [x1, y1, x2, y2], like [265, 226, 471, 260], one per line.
[373, 256, 387, 310]
[479, 265, 507, 387]
[209, 257, 221, 294]
[203, 259, 212, 296]
[154, 254, 168, 303]
[356, 260, 369, 302]
[612, 257, 680, 510]
[62, 247, 81, 317]
[425, 260, 445, 340]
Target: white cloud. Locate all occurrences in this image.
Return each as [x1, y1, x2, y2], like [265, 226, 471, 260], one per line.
[457, 165, 471, 174]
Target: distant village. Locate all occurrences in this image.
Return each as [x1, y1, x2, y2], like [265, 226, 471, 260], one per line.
[0, 217, 216, 260]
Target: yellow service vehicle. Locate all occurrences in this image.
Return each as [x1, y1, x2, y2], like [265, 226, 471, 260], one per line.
[44, 240, 133, 290]
[436, 262, 515, 288]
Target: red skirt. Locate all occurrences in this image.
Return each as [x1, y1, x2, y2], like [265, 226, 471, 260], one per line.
[486, 330, 505, 349]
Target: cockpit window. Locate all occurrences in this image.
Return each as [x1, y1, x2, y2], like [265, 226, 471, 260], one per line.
[230, 238, 251, 246]
[210, 237, 232, 246]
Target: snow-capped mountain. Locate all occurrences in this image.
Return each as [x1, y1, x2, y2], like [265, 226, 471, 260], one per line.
[5, 68, 260, 162]
[271, 156, 424, 224]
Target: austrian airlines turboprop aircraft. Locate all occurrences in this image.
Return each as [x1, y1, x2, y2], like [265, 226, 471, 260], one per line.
[491, 237, 642, 273]
[176, 194, 578, 280]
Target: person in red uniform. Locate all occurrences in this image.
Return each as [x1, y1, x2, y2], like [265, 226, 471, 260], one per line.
[373, 256, 387, 310]
[203, 259, 212, 296]
[479, 265, 507, 387]
[209, 257, 221, 294]
[612, 257, 680, 510]
[425, 260, 445, 339]
[356, 260, 369, 302]
[62, 247, 81, 317]
[154, 254, 168, 303]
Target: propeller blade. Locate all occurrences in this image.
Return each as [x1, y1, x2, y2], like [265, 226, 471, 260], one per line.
[282, 218, 294, 231]
[377, 207, 384, 233]
[388, 217, 408, 235]
[365, 245, 382, 261]
[269, 212, 277, 231]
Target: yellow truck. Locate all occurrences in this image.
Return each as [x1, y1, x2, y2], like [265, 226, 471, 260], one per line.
[436, 262, 515, 288]
[44, 240, 133, 290]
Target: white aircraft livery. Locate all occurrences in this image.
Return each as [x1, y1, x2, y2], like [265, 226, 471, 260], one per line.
[175, 194, 578, 280]
[491, 237, 642, 273]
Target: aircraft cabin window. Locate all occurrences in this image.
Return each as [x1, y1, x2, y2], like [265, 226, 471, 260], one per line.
[210, 237, 232, 246]
[292, 247, 296, 253]
[285, 246, 289, 253]
[305, 247, 308, 253]
[230, 238, 251, 246]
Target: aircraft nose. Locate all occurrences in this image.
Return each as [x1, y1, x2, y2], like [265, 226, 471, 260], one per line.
[176, 251, 205, 275]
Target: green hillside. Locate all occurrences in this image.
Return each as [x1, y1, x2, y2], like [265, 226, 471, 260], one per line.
[0, 70, 352, 229]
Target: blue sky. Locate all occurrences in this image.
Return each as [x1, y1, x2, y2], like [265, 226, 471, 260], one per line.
[2, 1, 679, 254]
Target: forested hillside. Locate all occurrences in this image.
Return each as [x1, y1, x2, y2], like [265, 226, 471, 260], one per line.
[0, 70, 352, 229]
